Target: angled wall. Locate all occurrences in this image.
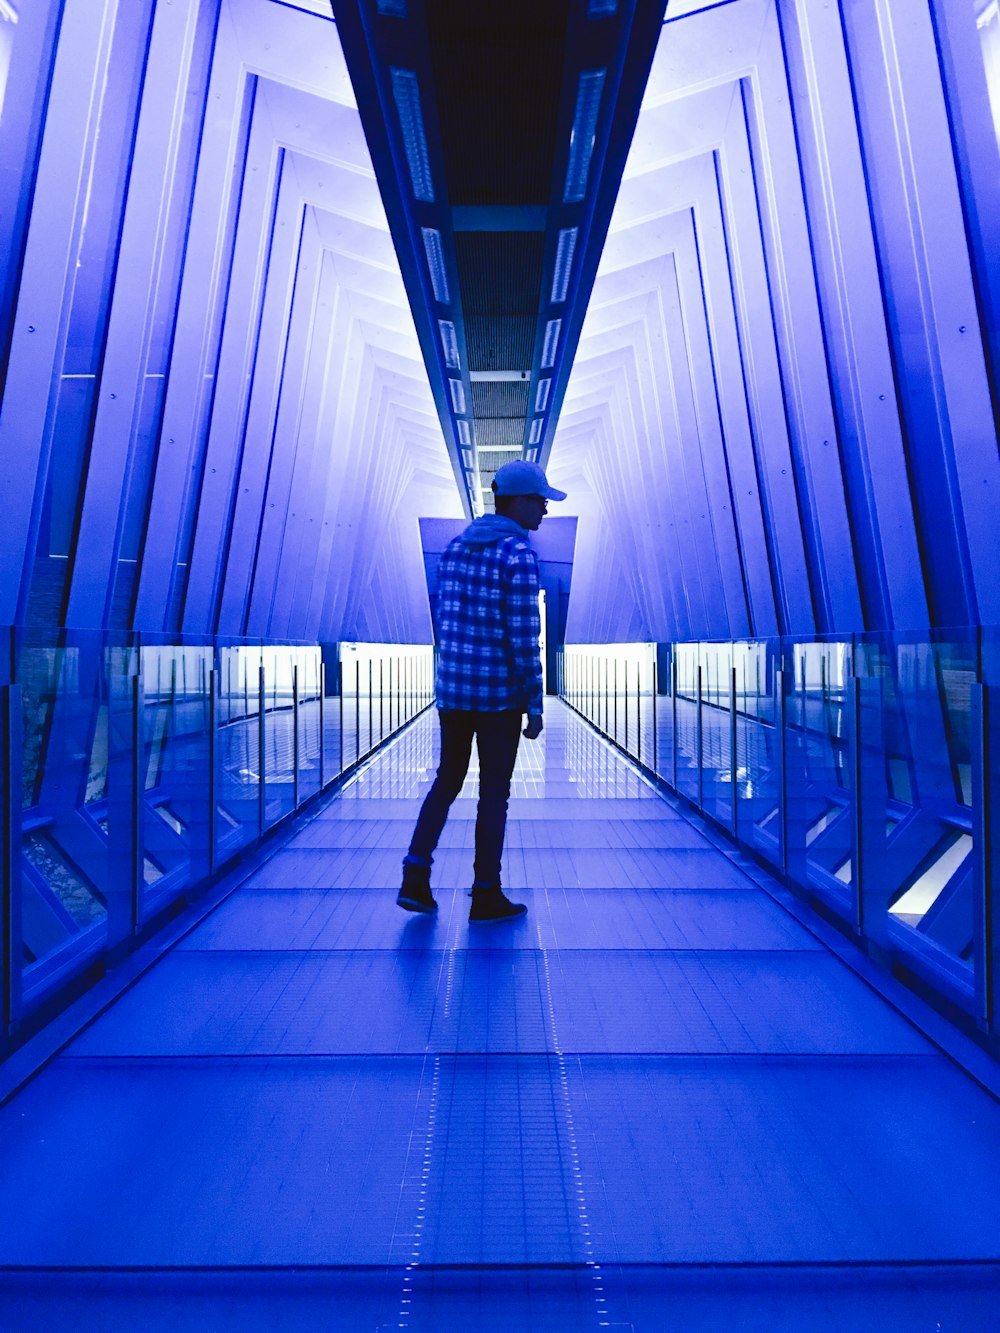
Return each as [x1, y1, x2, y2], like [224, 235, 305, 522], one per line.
[549, 0, 1000, 643]
[0, 0, 462, 645]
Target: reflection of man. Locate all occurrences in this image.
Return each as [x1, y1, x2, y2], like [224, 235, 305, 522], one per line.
[398, 460, 566, 923]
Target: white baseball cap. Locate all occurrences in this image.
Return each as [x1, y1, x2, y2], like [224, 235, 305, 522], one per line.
[492, 460, 567, 500]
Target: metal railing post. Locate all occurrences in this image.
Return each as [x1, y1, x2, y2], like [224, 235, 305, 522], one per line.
[613, 659, 618, 742]
[2, 684, 23, 1044]
[696, 665, 704, 810]
[775, 668, 787, 875]
[730, 665, 738, 837]
[972, 682, 994, 1030]
[258, 664, 266, 834]
[208, 667, 218, 875]
[671, 656, 678, 789]
[292, 664, 300, 809]
[357, 658, 365, 762]
[319, 662, 326, 789]
[652, 657, 658, 778]
[624, 656, 630, 754]
[847, 675, 863, 937]
[636, 659, 642, 765]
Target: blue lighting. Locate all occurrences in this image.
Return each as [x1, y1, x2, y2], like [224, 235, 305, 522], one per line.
[529, 417, 543, 445]
[390, 68, 434, 202]
[588, 0, 617, 13]
[563, 69, 605, 203]
[535, 378, 551, 412]
[439, 319, 460, 369]
[449, 379, 466, 414]
[551, 228, 578, 304]
[541, 318, 562, 369]
[376, 0, 407, 13]
[422, 227, 450, 303]
[457, 418, 472, 447]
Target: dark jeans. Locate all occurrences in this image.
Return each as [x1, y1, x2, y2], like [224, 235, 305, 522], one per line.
[408, 708, 523, 888]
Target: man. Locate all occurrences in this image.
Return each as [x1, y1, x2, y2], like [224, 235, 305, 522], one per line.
[397, 459, 566, 923]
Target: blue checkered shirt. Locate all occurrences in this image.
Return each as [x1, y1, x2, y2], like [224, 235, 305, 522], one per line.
[434, 519, 543, 714]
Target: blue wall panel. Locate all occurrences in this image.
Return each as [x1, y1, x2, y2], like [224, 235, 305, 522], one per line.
[550, 0, 1000, 644]
[0, 0, 460, 645]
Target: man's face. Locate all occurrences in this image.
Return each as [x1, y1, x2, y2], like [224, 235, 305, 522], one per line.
[507, 493, 548, 531]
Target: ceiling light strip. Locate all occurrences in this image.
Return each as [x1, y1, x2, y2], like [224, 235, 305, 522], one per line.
[439, 319, 460, 369]
[390, 68, 434, 202]
[541, 319, 562, 369]
[449, 379, 466, 414]
[457, 418, 472, 446]
[563, 69, 606, 203]
[551, 228, 578, 304]
[529, 418, 543, 445]
[422, 228, 450, 303]
[535, 379, 551, 412]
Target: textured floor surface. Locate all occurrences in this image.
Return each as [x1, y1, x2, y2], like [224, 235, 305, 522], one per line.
[1, 701, 999, 1329]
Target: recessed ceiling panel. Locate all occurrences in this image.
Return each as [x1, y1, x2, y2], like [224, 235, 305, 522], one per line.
[425, 0, 571, 205]
[471, 380, 531, 419]
[475, 417, 527, 448]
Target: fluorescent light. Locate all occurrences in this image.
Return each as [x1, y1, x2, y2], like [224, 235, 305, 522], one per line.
[551, 227, 578, 303]
[450, 379, 466, 414]
[458, 419, 472, 446]
[390, 68, 434, 202]
[588, 0, 617, 14]
[535, 378, 551, 412]
[564, 69, 606, 203]
[422, 228, 450, 303]
[541, 318, 562, 368]
[529, 418, 543, 445]
[439, 320, 460, 369]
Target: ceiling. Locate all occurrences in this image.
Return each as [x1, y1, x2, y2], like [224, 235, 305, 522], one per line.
[330, 0, 666, 513]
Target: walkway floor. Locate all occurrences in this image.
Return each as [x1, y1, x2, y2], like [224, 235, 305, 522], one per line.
[2, 701, 1000, 1329]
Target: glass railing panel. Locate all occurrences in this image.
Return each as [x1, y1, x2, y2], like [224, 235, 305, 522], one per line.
[322, 648, 344, 781]
[4, 627, 433, 1047]
[261, 644, 297, 828]
[340, 644, 364, 767]
[856, 629, 979, 1005]
[18, 629, 126, 1011]
[139, 636, 213, 917]
[216, 642, 262, 859]
[699, 641, 734, 827]
[984, 627, 1000, 1026]
[650, 647, 671, 784]
[296, 647, 322, 804]
[673, 643, 701, 806]
[733, 639, 781, 858]
[782, 636, 855, 921]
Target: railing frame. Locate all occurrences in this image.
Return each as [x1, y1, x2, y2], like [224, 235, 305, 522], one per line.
[1, 637, 435, 1061]
[557, 638, 1000, 1055]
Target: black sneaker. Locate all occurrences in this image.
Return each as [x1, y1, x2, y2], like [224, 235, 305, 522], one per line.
[469, 887, 527, 923]
[397, 862, 437, 914]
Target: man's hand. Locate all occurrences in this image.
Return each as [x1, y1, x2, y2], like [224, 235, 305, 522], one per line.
[523, 713, 543, 740]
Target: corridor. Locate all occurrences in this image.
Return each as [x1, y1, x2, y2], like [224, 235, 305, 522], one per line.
[1, 702, 999, 1329]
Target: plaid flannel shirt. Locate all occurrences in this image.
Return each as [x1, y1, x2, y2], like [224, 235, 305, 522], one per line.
[434, 521, 543, 714]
